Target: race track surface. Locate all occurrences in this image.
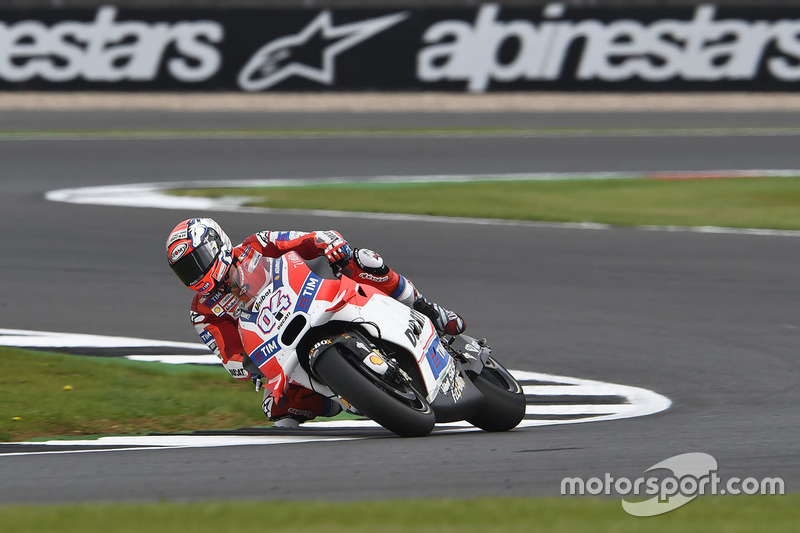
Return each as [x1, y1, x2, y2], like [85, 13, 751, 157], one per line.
[0, 109, 798, 503]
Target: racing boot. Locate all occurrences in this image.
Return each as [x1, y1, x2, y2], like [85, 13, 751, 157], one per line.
[264, 384, 342, 428]
[413, 296, 467, 336]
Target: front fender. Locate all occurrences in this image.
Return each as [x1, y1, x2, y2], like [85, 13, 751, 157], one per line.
[428, 360, 485, 423]
[307, 333, 369, 380]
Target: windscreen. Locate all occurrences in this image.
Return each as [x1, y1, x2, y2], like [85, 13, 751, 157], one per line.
[230, 255, 273, 301]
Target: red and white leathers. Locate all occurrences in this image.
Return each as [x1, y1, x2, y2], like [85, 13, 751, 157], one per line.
[189, 229, 432, 424]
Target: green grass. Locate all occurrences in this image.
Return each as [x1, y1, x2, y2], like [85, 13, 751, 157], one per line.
[0, 496, 797, 532]
[0, 347, 271, 442]
[167, 177, 800, 230]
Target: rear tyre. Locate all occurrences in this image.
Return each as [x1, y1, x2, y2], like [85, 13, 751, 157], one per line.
[466, 357, 526, 432]
[313, 346, 435, 437]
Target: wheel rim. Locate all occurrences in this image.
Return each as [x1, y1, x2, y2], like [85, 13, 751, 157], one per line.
[345, 354, 430, 413]
[480, 357, 524, 394]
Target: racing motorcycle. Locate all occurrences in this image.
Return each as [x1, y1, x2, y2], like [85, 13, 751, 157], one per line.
[233, 249, 526, 437]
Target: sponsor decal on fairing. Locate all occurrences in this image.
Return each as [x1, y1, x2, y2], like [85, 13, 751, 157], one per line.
[256, 290, 292, 334]
[423, 334, 449, 380]
[249, 335, 281, 367]
[295, 274, 322, 313]
[272, 257, 284, 289]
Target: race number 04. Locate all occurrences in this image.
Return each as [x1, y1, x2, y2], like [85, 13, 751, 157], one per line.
[257, 290, 292, 334]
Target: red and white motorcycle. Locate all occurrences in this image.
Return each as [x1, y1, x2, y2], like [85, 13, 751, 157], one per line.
[234, 250, 526, 437]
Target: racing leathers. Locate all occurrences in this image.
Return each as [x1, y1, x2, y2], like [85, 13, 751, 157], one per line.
[189, 229, 465, 426]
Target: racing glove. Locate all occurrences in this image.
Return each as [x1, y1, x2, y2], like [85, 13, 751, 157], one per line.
[314, 231, 353, 265]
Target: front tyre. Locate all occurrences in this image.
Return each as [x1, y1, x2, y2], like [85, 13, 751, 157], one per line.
[313, 346, 435, 437]
[467, 357, 526, 432]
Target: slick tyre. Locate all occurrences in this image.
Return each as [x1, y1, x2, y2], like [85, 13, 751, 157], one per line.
[467, 357, 526, 432]
[313, 346, 435, 437]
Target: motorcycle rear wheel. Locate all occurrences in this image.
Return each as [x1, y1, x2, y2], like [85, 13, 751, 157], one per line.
[466, 357, 526, 432]
[313, 346, 436, 437]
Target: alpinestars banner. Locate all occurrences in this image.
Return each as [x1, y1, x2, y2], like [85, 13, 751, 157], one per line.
[1, 3, 800, 92]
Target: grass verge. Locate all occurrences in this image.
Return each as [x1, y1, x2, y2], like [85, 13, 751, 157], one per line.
[168, 177, 800, 230]
[0, 496, 797, 533]
[0, 347, 269, 442]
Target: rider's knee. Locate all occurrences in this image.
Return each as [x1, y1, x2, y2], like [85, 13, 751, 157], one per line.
[353, 248, 390, 277]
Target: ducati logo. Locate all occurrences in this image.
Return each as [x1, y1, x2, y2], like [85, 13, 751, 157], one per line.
[238, 10, 408, 91]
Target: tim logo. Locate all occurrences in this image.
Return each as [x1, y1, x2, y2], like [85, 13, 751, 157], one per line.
[250, 336, 281, 367]
[238, 10, 408, 91]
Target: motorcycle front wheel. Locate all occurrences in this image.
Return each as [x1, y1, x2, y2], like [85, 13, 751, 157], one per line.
[313, 346, 436, 438]
[466, 357, 526, 432]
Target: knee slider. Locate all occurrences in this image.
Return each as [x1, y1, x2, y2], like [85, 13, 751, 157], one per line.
[354, 248, 389, 276]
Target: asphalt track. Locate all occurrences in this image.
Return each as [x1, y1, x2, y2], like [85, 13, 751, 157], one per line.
[1, 109, 799, 504]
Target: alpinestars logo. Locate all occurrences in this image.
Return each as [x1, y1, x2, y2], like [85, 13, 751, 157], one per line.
[238, 10, 408, 91]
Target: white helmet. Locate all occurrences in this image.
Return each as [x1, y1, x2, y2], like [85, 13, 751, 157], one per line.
[166, 218, 233, 295]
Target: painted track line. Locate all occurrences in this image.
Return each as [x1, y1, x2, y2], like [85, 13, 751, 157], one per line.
[0, 328, 671, 453]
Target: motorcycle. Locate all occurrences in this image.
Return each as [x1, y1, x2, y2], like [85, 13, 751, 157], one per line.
[233, 249, 526, 437]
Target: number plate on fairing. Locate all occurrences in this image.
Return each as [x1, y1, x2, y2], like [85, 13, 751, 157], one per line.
[422, 335, 450, 380]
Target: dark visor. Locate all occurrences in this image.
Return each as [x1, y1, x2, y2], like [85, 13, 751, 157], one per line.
[170, 241, 220, 286]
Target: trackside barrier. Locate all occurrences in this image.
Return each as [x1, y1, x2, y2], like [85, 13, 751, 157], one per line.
[2, 3, 800, 92]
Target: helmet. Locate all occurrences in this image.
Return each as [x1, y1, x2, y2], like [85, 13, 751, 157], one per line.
[166, 218, 233, 295]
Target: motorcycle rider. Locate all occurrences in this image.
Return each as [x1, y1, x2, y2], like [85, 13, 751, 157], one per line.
[166, 217, 466, 428]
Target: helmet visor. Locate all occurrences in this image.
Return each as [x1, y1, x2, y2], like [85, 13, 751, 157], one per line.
[170, 240, 220, 287]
